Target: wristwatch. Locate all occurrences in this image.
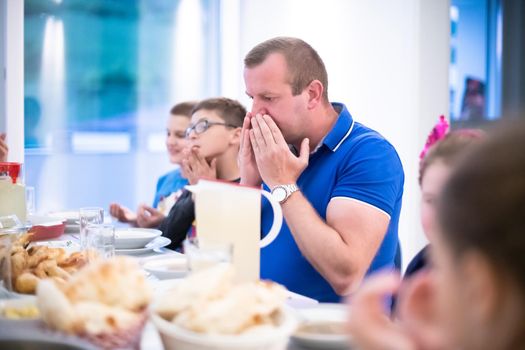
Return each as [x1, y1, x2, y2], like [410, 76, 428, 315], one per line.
[271, 184, 299, 204]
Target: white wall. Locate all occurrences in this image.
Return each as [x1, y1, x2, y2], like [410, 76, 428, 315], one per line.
[227, 0, 450, 269]
[1, 0, 24, 163]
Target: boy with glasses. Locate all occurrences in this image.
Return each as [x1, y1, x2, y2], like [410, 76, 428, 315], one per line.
[144, 97, 246, 249]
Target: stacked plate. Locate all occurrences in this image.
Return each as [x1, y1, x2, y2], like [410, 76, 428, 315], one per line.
[47, 211, 80, 234]
[114, 228, 171, 255]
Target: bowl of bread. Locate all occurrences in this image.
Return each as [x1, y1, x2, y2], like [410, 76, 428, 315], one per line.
[36, 256, 152, 349]
[151, 263, 298, 350]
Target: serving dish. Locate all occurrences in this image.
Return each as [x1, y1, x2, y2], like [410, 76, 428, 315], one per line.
[114, 228, 162, 249]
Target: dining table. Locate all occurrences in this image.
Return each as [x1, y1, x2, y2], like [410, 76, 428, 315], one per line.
[1, 227, 354, 350]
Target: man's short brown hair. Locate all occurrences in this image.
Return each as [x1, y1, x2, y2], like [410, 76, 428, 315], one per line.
[244, 37, 329, 102]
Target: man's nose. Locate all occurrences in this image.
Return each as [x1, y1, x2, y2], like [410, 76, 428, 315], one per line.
[251, 100, 268, 116]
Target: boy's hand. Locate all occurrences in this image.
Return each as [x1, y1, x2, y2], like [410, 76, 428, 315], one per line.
[109, 203, 137, 224]
[136, 204, 165, 228]
[181, 147, 217, 185]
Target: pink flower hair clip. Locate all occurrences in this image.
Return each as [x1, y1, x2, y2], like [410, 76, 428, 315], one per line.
[419, 115, 450, 160]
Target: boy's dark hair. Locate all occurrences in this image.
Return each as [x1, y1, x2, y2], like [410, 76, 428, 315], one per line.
[192, 98, 246, 127]
[170, 101, 198, 118]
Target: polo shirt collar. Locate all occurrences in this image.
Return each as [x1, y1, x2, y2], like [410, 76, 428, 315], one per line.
[323, 103, 355, 152]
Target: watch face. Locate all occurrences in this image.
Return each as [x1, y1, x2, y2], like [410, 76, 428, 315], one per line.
[272, 186, 287, 202]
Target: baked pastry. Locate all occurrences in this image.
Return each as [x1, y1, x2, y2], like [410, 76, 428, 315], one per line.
[37, 256, 152, 349]
[155, 263, 288, 335]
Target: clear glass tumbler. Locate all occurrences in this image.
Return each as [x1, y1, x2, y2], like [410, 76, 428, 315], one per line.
[85, 223, 115, 261]
[79, 207, 104, 250]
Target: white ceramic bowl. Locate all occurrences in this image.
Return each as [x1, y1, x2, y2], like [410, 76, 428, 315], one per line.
[151, 306, 298, 350]
[290, 303, 353, 349]
[143, 256, 188, 279]
[114, 228, 162, 249]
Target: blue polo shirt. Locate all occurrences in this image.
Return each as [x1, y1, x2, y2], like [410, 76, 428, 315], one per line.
[260, 103, 404, 302]
[153, 168, 188, 208]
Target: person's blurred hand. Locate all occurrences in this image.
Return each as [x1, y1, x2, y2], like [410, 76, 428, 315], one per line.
[348, 270, 449, 350]
[347, 272, 417, 350]
[109, 203, 137, 225]
[0, 133, 8, 162]
[136, 204, 165, 228]
[396, 270, 448, 350]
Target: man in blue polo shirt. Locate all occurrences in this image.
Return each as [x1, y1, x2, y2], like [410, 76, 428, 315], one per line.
[240, 37, 404, 302]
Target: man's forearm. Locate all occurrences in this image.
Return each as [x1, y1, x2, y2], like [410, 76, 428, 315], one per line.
[280, 191, 362, 295]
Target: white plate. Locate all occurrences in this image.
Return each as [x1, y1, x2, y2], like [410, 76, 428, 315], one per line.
[115, 228, 162, 249]
[116, 236, 171, 255]
[47, 211, 79, 224]
[290, 303, 352, 349]
[143, 256, 188, 279]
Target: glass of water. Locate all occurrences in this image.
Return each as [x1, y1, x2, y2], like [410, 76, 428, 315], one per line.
[85, 223, 115, 261]
[79, 207, 104, 250]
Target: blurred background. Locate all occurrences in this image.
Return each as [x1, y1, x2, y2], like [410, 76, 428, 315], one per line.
[1, 0, 524, 268]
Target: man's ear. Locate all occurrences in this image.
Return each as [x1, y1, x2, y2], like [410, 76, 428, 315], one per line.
[306, 80, 324, 110]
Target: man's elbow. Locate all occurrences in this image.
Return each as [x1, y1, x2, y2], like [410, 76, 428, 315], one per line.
[330, 269, 366, 296]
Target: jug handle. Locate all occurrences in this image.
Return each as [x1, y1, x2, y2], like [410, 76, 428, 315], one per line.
[259, 190, 283, 248]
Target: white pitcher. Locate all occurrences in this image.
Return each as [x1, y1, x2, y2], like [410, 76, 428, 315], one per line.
[186, 179, 283, 282]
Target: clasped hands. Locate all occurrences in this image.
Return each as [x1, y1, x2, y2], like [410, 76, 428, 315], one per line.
[239, 112, 309, 189]
[137, 145, 217, 226]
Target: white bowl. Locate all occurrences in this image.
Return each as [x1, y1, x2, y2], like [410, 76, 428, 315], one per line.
[151, 306, 298, 350]
[143, 256, 188, 279]
[290, 303, 352, 349]
[114, 228, 162, 249]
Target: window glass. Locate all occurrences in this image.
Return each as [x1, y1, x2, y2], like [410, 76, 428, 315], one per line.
[24, 0, 220, 213]
[449, 0, 502, 125]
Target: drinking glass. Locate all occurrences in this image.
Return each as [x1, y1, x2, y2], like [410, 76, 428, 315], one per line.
[79, 207, 104, 250]
[25, 186, 35, 216]
[183, 237, 233, 273]
[85, 223, 115, 261]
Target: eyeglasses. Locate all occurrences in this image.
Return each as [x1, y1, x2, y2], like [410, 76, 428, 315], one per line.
[185, 119, 238, 138]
